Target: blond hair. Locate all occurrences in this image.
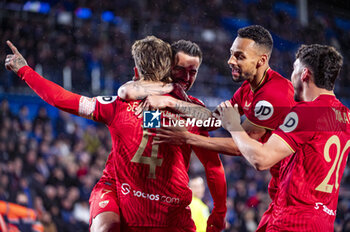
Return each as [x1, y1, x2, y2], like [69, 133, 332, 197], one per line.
[131, 36, 172, 82]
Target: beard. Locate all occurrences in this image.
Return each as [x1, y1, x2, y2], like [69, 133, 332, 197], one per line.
[293, 84, 303, 102]
[232, 75, 245, 83]
[232, 70, 254, 83]
[294, 92, 301, 102]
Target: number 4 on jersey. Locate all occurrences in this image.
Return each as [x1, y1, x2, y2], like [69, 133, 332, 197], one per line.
[131, 129, 163, 179]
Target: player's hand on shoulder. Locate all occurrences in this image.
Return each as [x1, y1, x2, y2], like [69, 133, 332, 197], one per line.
[214, 101, 241, 132]
[5, 40, 28, 74]
[135, 95, 173, 118]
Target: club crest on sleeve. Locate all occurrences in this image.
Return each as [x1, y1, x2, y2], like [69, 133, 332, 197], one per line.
[143, 110, 161, 128]
[96, 96, 117, 104]
[279, 112, 299, 132]
[254, 100, 274, 120]
[99, 200, 110, 208]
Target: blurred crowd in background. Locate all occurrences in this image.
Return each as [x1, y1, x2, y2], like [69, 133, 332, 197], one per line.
[0, 0, 350, 103]
[0, 0, 350, 231]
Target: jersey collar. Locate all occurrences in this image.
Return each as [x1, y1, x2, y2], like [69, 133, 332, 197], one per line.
[251, 67, 270, 93]
[312, 93, 335, 101]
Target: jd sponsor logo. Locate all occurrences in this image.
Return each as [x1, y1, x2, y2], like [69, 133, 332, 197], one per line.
[254, 100, 274, 120]
[280, 112, 298, 132]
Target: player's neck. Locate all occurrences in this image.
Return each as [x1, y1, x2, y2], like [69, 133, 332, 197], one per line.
[303, 84, 334, 101]
[251, 66, 269, 91]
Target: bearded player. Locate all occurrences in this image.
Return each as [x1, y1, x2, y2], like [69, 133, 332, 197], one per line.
[118, 39, 228, 231]
[218, 44, 347, 231]
[121, 25, 295, 231]
[5, 36, 226, 232]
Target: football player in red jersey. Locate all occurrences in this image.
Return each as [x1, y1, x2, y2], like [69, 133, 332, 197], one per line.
[217, 44, 347, 231]
[118, 40, 228, 232]
[122, 25, 295, 231]
[5, 36, 172, 232]
[5, 36, 226, 232]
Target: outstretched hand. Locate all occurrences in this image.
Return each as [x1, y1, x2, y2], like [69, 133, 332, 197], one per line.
[5, 40, 28, 74]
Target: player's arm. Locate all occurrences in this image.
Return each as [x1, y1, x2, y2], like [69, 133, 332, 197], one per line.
[155, 127, 240, 156]
[218, 101, 293, 170]
[118, 80, 214, 121]
[5, 41, 90, 118]
[154, 119, 266, 156]
[192, 144, 226, 231]
[136, 95, 214, 121]
[117, 80, 174, 100]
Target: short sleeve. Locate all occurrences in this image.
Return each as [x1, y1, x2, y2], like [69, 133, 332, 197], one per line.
[245, 87, 295, 130]
[273, 106, 315, 152]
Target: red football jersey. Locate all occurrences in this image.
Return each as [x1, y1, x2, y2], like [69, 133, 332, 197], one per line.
[92, 95, 222, 228]
[92, 97, 192, 227]
[229, 68, 295, 200]
[17, 66, 225, 228]
[272, 94, 350, 231]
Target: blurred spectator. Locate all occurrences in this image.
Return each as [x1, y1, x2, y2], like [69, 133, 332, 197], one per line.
[189, 176, 210, 232]
[0, 0, 349, 103]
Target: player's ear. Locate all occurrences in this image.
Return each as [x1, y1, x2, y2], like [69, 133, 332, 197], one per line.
[301, 68, 311, 82]
[133, 67, 140, 81]
[257, 54, 267, 68]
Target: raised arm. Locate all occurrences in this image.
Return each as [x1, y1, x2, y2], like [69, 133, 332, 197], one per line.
[5, 41, 92, 118]
[193, 144, 227, 232]
[119, 80, 214, 121]
[136, 95, 214, 120]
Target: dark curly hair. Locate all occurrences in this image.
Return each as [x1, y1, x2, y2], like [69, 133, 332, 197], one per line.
[238, 25, 273, 57]
[296, 44, 343, 90]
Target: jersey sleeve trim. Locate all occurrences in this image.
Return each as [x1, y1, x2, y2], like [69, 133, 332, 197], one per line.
[246, 118, 274, 131]
[272, 133, 295, 153]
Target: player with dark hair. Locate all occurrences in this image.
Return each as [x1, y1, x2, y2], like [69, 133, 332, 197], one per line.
[217, 44, 346, 231]
[118, 39, 203, 99]
[118, 39, 227, 232]
[5, 36, 226, 232]
[124, 25, 295, 231]
[237, 25, 273, 55]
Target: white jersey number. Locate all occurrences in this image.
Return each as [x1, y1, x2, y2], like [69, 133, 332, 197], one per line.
[316, 135, 350, 193]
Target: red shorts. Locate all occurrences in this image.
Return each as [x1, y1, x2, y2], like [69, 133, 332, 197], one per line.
[89, 178, 120, 226]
